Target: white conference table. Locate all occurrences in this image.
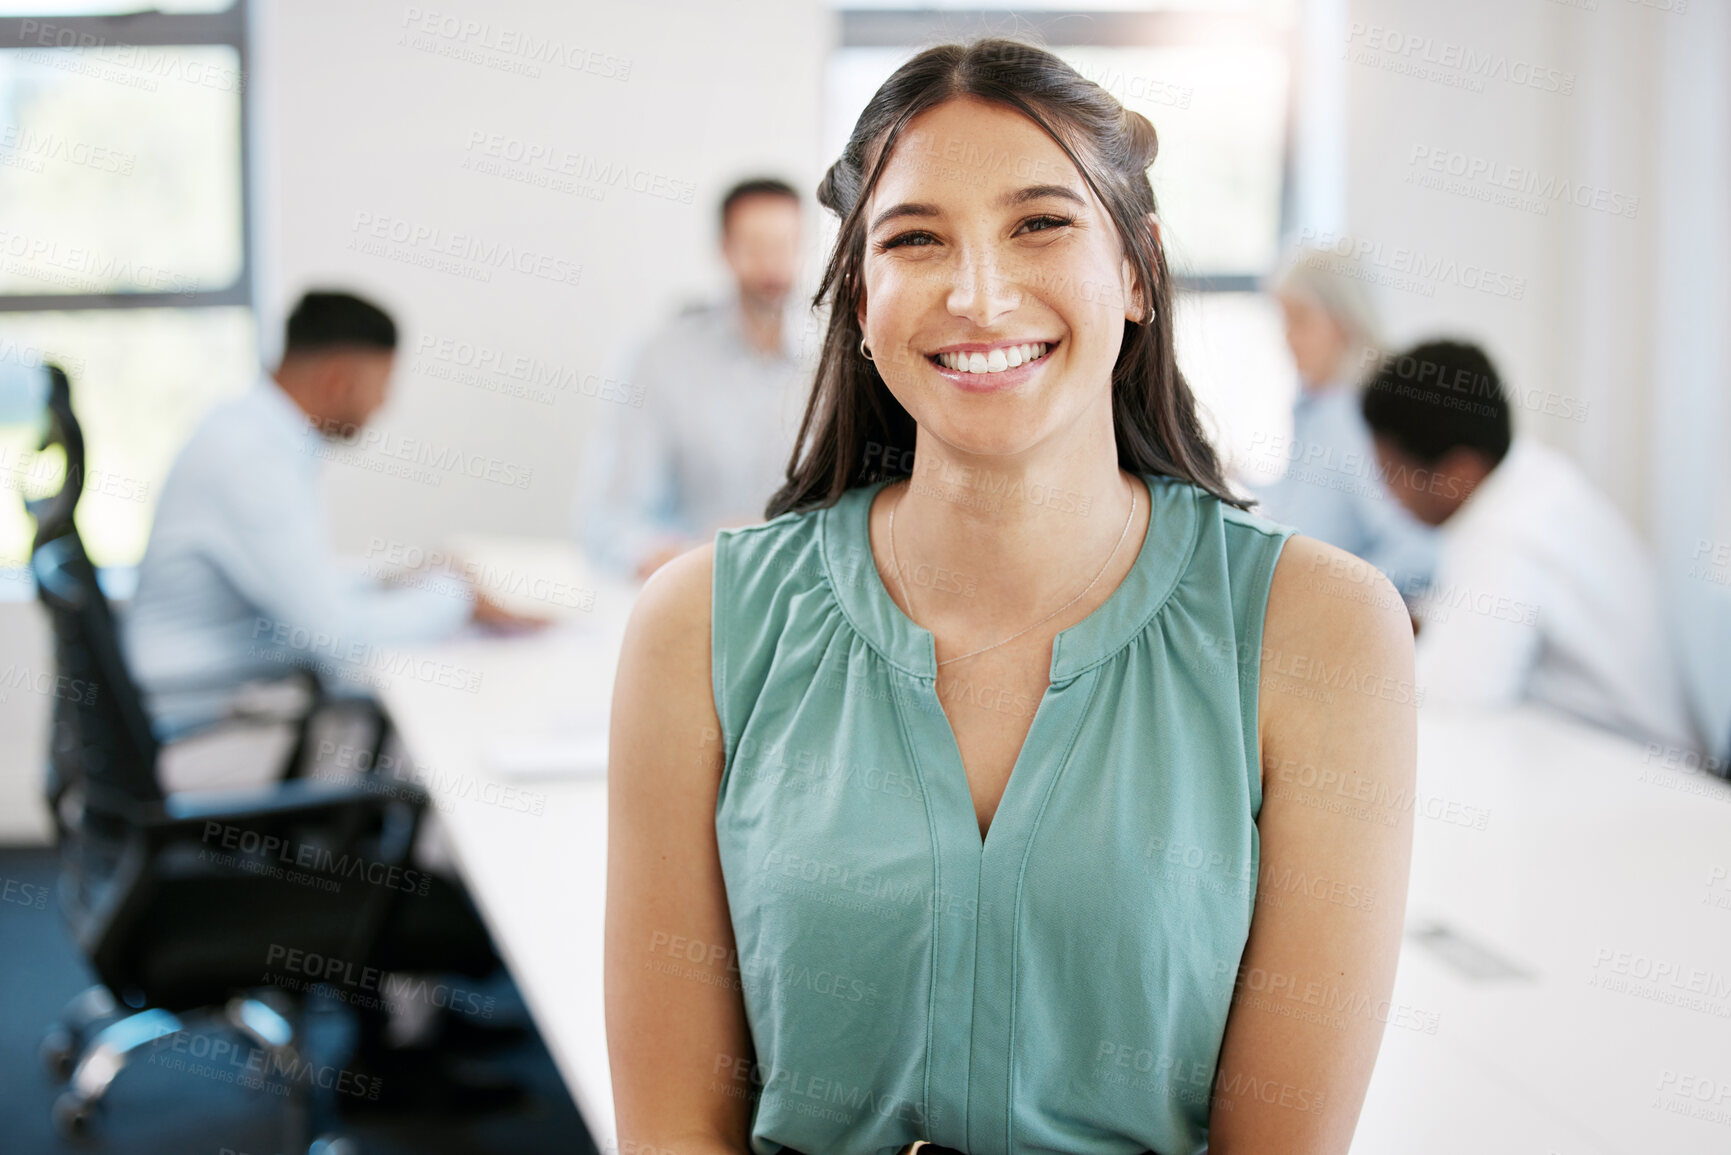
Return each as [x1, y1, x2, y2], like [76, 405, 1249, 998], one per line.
[376, 537, 1731, 1155]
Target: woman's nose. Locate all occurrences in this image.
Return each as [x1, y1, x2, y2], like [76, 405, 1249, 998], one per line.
[945, 247, 1019, 328]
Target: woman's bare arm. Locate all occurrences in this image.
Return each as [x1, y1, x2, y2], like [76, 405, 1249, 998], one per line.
[1207, 535, 1418, 1154]
[605, 543, 755, 1154]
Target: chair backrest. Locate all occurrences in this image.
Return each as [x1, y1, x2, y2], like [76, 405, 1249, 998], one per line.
[23, 368, 163, 824]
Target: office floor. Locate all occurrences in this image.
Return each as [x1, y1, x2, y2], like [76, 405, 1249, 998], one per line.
[0, 847, 597, 1155]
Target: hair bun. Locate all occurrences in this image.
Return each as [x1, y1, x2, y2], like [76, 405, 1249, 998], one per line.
[1118, 107, 1160, 171]
[817, 159, 858, 219]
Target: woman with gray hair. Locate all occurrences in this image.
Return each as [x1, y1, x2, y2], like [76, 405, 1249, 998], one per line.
[1254, 245, 1438, 600]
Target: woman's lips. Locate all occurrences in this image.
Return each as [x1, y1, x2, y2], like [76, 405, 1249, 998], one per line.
[926, 340, 1058, 391]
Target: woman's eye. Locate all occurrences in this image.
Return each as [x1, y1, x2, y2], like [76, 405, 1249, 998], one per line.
[1018, 214, 1074, 235]
[879, 231, 938, 251]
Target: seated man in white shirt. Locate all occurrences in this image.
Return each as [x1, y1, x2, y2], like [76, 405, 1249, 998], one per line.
[576, 177, 809, 579]
[125, 290, 522, 753]
[1360, 339, 1700, 752]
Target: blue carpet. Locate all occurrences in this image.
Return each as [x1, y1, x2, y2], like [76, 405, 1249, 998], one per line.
[0, 846, 596, 1154]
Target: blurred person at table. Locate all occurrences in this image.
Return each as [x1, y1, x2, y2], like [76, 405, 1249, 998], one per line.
[124, 289, 533, 747]
[1253, 245, 1439, 601]
[575, 177, 809, 580]
[122, 290, 539, 1115]
[1362, 339, 1700, 752]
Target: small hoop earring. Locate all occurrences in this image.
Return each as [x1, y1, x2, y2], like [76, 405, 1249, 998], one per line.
[859, 337, 874, 362]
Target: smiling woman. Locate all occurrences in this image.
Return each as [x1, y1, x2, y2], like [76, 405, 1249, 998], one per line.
[605, 38, 1415, 1155]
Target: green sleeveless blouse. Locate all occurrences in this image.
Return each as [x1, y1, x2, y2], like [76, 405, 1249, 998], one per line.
[710, 473, 1294, 1155]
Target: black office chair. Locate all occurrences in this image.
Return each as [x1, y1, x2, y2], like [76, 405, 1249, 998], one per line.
[20, 365, 430, 1149]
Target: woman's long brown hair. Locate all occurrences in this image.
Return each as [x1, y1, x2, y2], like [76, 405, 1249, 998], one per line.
[767, 38, 1245, 519]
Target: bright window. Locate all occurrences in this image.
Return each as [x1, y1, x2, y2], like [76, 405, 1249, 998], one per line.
[0, 3, 253, 571]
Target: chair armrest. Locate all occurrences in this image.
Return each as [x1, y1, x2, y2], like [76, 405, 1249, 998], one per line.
[156, 777, 428, 830]
[78, 767, 430, 988]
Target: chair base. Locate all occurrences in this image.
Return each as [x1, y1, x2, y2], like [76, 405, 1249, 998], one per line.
[40, 983, 120, 1081]
[47, 989, 356, 1155]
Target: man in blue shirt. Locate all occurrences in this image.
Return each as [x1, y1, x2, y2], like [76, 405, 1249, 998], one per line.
[125, 290, 521, 741]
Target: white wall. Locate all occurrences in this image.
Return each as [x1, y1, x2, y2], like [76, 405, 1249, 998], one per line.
[5, 0, 1726, 841]
[0, 0, 835, 844]
[251, 0, 834, 553]
[1341, 0, 1730, 749]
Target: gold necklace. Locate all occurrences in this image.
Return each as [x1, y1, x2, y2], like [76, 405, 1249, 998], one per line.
[885, 476, 1137, 668]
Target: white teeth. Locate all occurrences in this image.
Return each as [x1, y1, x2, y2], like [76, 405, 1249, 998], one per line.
[937, 342, 1049, 374]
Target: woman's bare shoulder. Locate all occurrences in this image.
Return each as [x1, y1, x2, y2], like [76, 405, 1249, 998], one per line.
[616, 543, 718, 727]
[1259, 534, 1417, 763]
[1264, 534, 1413, 682]
[623, 543, 716, 651]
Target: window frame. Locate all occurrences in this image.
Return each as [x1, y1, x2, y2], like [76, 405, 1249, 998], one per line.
[834, 6, 1297, 292]
[0, 2, 252, 313]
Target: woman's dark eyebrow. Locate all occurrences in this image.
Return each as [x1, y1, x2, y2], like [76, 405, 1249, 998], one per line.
[867, 184, 1082, 233]
[868, 202, 939, 232]
[1003, 184, 1086, 208]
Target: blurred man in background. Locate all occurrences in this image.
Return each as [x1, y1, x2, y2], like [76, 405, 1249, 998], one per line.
[576, 177, 809, 579]
[124, 290, 524, 752]
[1362, 339, 1699, 752]
[121, 288, 536, 1109]
[1253, 246, 1439, 601]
